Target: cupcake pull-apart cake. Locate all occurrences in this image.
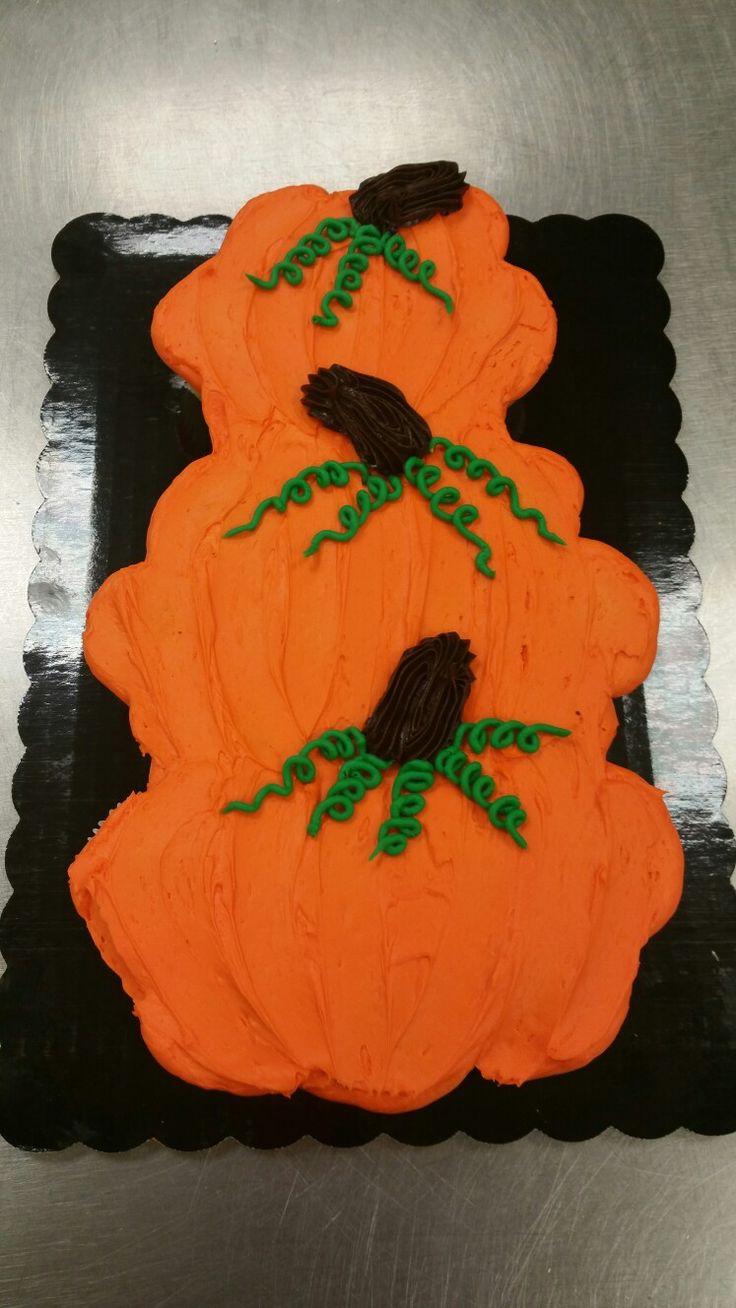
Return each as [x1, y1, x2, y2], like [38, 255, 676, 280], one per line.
[69, 162, 683, 1112]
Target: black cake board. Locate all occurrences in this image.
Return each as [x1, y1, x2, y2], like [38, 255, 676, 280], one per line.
[1, 212, 734, 1150]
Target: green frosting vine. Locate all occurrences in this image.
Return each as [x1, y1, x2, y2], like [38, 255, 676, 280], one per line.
[224, 441, 564, 564]
[383, 232, 453, 313]
[221, 726, 365, 815]
[305, 470, 403, 556]
[434, 745, 528, 849]
[224, 460, 403, 556]
[307, 754, 391, 836]
[246, 216, 359, 290]
[312, 223, 387, 328]
[222, 717, 571, 853]
[370, 759, 436, 860]
[454, 718, 571, 755]
[223, 460, 371, 540]
[430, 437, 565, 545]
[404, 457, 495, 578]
[246, 215, 454, 328]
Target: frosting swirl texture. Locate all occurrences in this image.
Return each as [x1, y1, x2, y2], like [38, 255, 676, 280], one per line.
[363, 632, 475, 763]
[350, 161, 469, 232]
[301, 364, 432, 475]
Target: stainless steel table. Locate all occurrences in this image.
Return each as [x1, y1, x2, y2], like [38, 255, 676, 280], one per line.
[1, 1, 735, 1303]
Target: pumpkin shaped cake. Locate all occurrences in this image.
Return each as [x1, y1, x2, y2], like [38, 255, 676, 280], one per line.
[69, 165, 683, 1112]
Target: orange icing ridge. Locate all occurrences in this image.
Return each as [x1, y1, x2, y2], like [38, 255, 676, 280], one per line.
[68, 184, 684, 1111]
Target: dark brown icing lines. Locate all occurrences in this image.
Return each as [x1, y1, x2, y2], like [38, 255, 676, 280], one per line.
[363, 633, 476, 763]
[301, 364, 432, 476]
[350, 161, 468, 233]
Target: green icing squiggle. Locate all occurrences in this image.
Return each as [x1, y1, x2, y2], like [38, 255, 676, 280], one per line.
[246, 215, 454, 328]
[222, 723, 570, 854]
[370, 758, 436, 860]
[246, 217, 359, 290]
[221, 726, 365, 815]
[404, 457, 495, 578]
[312, 223, 386, 328]
[224, 441, 562, 578]
[305, 471, 403, 556]
[223, 461, 369, 539]
[223, 460, 403, 556]
[454, 718, 571, 755]
[434, 745, 528, 848]
[431, 437, 565, 545]
[307, 753, 391, 835]
[383, 232, 453, 314]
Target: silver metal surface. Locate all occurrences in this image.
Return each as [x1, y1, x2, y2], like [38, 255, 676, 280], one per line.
[1, 0, 735, 1303]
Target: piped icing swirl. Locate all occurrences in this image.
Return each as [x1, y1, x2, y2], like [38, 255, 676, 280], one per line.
[301, 364, 432, 475]
[350, 161, 469, 232]
[363, 632, 475, 763]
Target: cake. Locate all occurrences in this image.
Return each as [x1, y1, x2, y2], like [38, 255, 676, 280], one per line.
[68, 163, 684, 1112]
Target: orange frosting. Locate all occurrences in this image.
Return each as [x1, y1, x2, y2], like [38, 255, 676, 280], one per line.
[69, 185, 683, 1111]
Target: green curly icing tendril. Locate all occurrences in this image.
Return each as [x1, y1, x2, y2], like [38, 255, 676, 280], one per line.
[383, 232, 453, 313]
[404, 457, 495, 578]
[221, 727, 366, 815]
[223, 461, 370, 539]
[312, 223, 386, 327]
[223, 460, 403, 555]
[434, 745, 528, 848]
[246, 216, 454, 327]
[370, 758, 436, 860]
[307, 753, 391, 836]
[454, 718, 571, 755]
[223, 719, 572, 855]
[430, 437, 565, 545]
[305, 471, 403, 555]
[223, 439, 563, 580]
[223, 734, 527, 849]
[246, 216, 359, 290]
